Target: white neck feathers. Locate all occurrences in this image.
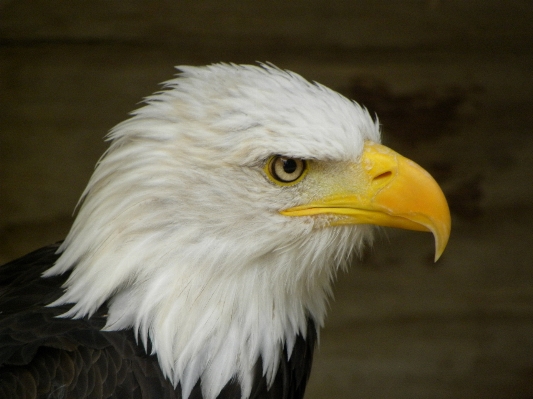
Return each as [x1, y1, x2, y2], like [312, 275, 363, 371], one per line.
[43, 63, 379, 399]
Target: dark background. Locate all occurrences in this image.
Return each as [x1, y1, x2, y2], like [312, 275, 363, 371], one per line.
[1, 1, 532, 398]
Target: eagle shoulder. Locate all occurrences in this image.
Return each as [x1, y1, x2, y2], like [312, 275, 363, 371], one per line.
[0, 245, 316, 399]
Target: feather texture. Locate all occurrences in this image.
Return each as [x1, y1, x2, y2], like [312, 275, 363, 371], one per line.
[0, 244, 316, 398]
[3, 63, 380, 398]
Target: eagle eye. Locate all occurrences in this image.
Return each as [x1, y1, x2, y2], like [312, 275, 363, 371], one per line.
[266, 156, 308, 185]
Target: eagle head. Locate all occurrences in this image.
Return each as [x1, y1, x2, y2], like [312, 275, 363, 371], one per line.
[44, 63, 450, 399]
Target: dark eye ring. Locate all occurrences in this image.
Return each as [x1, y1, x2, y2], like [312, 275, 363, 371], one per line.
[268, 156, 308, 184]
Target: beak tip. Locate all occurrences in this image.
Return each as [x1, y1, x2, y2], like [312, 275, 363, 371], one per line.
[432, 222, 451, 262]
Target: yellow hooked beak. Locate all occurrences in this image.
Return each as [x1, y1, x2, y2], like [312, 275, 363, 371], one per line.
[280, 141, 451, 261]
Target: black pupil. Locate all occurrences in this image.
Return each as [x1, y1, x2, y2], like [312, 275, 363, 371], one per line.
[283, 159, 297, 174]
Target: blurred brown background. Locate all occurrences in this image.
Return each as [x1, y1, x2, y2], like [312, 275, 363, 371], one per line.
[1, 1, 532, 398]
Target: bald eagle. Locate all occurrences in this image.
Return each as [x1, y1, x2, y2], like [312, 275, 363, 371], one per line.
[0, 64, 450, 399]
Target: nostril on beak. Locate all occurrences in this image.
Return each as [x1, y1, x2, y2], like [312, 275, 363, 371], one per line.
[373, 171, 392, 182]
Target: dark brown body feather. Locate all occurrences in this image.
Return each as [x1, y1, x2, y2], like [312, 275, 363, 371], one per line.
[0, 244, 316, 399]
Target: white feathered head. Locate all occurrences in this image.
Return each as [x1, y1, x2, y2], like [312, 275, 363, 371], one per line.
[45, 63, 450, 399]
